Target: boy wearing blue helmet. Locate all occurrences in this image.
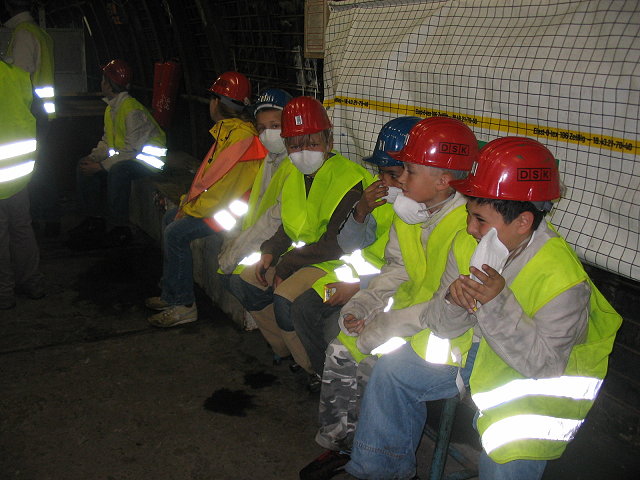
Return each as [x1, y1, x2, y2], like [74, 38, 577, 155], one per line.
[292, 116, 420, 382]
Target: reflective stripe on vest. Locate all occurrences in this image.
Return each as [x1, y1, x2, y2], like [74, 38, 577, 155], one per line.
[0, 139, 37, 183]
[212, 199, 250, 231]
[108, 145, 167, 170]
[472, 375, 602, 412]
[34, 85, 55, 114]
[481, 414, 584, 456]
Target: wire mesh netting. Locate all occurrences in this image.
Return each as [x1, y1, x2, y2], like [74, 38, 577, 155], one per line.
[323, 0, 639, 280]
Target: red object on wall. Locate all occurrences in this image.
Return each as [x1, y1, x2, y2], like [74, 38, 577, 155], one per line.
[152, 61, 182, 130]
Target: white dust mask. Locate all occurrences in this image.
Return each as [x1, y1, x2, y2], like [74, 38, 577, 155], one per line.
[393, 193, 429, 224]
[383, 186, 402, 204]
[259, 129, 286, 155]
[289, 150, 325, 175]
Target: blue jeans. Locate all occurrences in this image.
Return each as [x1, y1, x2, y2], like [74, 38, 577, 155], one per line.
[76, 159, 151, 225]
[346, 342, 546, 480]
[226, 275, 294, 330]
[160, 207, 216, 305]
[346, 342, 478, 480]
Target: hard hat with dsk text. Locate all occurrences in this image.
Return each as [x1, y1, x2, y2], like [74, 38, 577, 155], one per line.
[389, 116, 478, 171]
[449, 137, 561, 201]
[280, 96, 332, 138]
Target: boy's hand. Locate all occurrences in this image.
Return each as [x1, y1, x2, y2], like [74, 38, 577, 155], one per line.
[255, 253, 274, 287]
[343, 314, 365, 335]
[325, 281, 360, 306]
[447, 265, 505, 313]
[353, 180, 388, 222]
[465, 265, 505, 305]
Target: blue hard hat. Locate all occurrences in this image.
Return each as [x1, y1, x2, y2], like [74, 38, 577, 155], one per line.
[254, 88, 293, 116]
[364, 116, 422, 167]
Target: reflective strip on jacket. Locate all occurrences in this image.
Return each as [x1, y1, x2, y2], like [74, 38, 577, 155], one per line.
[449, 231, 622, 463]
[0, 62, 37, 199]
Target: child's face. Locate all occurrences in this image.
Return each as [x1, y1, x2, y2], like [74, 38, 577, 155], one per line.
[285, 132, 331, 156]
[397, 162, 443, 205]
[466, 200, 526, 251]
[378, 166, 403, 188]
[255, 109, 282, 135]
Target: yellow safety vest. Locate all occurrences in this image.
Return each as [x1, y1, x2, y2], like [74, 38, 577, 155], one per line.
[451, 230, 622, 463]
[243, 157, 296, 230]
[280, 153, 370, 244]
[340, 204, 473, 363]
[310, 198, 394, 299]
[0, 62, 37, 199]
[8, 21, 56, 119]
[104, 96, 167, 170]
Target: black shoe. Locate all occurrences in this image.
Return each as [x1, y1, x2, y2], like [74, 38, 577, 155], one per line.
[289, 362, 303, 374]
[299, 450, 350, 480]
[68, 217, 105, 238]
[102, 226, 133, 247]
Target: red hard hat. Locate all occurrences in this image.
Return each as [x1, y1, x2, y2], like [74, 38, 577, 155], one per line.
[102, 59, 132, 88]
[450, 137, 561, 201]
[208, 71, 251, 105]
[389, 117, 478, 171]
[280, 96, 332, 138]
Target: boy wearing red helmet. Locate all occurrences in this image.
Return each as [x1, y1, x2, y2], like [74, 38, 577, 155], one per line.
[300, 117, 481, 480]
[145, 72, 267, 327]
[70, 59, 167, 248]
[341, 138, 621, 480]
[228, 96, 370, 380]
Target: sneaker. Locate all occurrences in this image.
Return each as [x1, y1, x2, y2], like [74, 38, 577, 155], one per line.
[299, 450, 350, 480]
[145, 296, 172, 311]
[148, 304, 198, 328]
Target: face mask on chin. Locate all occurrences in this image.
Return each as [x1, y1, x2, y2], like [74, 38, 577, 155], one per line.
[289, 150, 325, 175]
[259, 129, 286, 155]
[392, 193, 429, 224]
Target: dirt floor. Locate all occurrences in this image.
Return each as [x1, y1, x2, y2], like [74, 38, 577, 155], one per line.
[1, 220, 639, 480]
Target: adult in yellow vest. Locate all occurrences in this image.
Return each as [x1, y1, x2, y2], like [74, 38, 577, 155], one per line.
[69, 59, 167, 248]
[4, 0, 58, 236]
[227, 96, 369, 378]
[0, 59, 44, 309]
[345, 138, 621, 480]
[292, 116, 419, 385]
[300, 117, 480, 479]
[145, 71, 267, 328]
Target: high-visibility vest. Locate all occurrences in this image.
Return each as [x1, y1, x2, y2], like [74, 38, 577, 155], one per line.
[204, 190, 252, 232]
[310, 197, 394, 299]
[104, 96, 167, 170]
[451, 229, 622, 463]
[340, 204, 473, 364]
[8, 21, 56, 119]
[242, 157, 295, 230]
[229, 158, 296, 275]
[0, 62, 37, 199]
[280, 153, 370, 244]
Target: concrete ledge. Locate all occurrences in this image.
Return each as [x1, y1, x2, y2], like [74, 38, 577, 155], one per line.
[129, 161, 250, 330]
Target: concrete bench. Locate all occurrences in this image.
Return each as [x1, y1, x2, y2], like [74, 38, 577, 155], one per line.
[129, 151, 254, 330]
